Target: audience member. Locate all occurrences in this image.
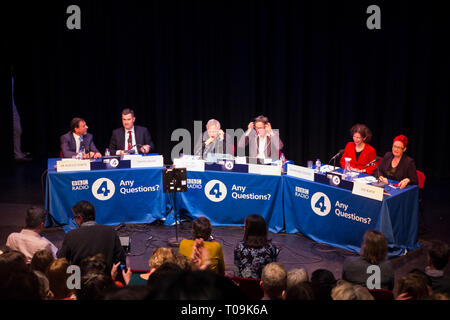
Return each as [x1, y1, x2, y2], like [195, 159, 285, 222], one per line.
[331, 280, 374, 300]
[179, 217, 225, 275]
[46, 258, 75, 300]
[396, 273, 430, 300]
[6, 207, 58, 263]
[128, 247, 177, 285]
[33, 270, 54, 300]
[425, 240, 450, 295]
[260, 262, 287, 300]
[146, 262, 184, 289]
[284, 281, 315, 300]
[0, 250, 41, 300]
[287, 268, 309, 289]
[234, 214, 278, 279]
[76, 273, 116, 300]
[342, 230, 395, 290]
[103, 286, 150, 300]
[30, 249, 55, 274]
[146, 270, 247, 300]
[310, 269, 337, 300]
[57, 200, 126, 272]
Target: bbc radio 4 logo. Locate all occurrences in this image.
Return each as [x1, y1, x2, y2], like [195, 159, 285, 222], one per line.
[91, 178, 115, 201]
[310, 192, 331, 216]
[204, 180, 227, 202]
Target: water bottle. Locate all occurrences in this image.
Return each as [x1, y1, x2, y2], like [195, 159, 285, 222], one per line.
[75, 152, 82, 160]
[315, 158, 321, 173]
[280, 153, 286, 173]
[105, 148, 110, 157]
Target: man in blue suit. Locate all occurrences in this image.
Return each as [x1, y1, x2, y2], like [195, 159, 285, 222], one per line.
[109, 108, 154, 155]
[60, 117, 102, 159]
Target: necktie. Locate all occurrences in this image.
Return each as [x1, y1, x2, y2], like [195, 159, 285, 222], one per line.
[79, 136, 83, 153]
[127, 131, 132, 150]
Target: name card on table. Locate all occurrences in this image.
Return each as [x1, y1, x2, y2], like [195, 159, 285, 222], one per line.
[56, 159, 91, 172]
[173, 158, 205, 172]
[130, 155, 164, 168]
[248, 164, 281, 176]
[286, 164, 315, 181]
[352, 181, 384, 201]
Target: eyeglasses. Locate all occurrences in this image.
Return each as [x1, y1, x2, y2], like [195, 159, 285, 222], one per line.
[392, 145, 404, 150]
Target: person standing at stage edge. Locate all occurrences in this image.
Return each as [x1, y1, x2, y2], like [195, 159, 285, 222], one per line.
[109, 108, 155, 156]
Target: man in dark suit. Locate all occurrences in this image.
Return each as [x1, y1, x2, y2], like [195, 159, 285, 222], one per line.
[57, 201, 126, 272]
[109, 108, 154, 155]
[60, 117, 102, 159]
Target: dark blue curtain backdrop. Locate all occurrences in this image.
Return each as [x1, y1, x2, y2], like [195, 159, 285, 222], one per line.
[5, 0, 450, 180]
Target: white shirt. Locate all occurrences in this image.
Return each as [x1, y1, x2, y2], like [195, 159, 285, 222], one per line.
[6, 229, 58, 263]
[117, 126, 138, 155]
[258, 135, 267, 159]
[73, 133, 83, 153]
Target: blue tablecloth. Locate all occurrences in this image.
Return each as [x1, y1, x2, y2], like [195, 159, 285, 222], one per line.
[283, 174, 420, 257]
[176, 170, 284, 233]
[45, 165, 167, 229]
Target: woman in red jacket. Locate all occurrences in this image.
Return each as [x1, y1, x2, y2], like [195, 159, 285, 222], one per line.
[340, 124, 378, 175]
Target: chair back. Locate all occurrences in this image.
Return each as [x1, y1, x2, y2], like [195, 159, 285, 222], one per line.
[368, 288, 394, 300]
[229, 276, 264, 300]
[416, 170, 425, 189]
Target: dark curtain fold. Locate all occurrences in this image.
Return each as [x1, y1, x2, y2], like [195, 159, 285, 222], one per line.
[6, 0, 450, 180]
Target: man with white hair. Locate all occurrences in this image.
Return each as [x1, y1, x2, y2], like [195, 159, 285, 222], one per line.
[194, 119, 234, 158]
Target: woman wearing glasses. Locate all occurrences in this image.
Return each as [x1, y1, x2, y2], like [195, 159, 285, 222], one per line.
[375, 135, 418, 189]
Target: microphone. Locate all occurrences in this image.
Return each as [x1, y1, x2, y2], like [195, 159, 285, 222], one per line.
[329, 149, 345, 162]
[363, 156, 381, 168]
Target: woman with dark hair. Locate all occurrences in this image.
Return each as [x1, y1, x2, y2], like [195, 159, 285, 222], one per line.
[340, 124, 378, 174]
[342, 230, 395, 290]
[178, 217, 225, 275]
[233, 214, 278, 279]
[375, 134, 418, 189]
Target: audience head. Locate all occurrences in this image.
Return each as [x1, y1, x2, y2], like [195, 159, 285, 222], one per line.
[30, 249, 55, 274]
[331, 280, 374, 300]
[104, 286, 150, 300]
[360, 230, 388, 265]
[427, 240, 449, 270]
[284, 281, 315, 300]
[0, 250, 40, 300]
[72, 200, 96, 225]
[147, 262, 183, 289]
[310, 269, 337, 300]
[397, 273, 430, 300]
[25, 206, 47, 231]
[243, 214, 269, 249]
[46, 258, 73, 299]
[260, 262, 287, 300]
[148, 247, 176, 272]
[192, 217, 212, 241]
[80, 253, 108, 276]
[33, 271, 54, 300]
[147, 270, 247, 300]
[287, 268, 309, 289]
[77, 273, 115, 300]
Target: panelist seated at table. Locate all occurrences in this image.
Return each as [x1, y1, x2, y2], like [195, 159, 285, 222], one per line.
[193, 119, 234, 158]
[340, 123, 378, 175]
[109, 108, 155, 156]
[60, 117, 102, 159]
[237, 115, 284, 160]
[374, 134, 418, 189]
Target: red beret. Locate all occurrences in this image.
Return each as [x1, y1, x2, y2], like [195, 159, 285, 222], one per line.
[393, 134, 408, 147]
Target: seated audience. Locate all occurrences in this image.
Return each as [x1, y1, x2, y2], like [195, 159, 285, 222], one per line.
[30, 249, 55, 275]
[234, 214, 278, 279]
[260, 262, 287, 300]
[342, 230, 395, 290]
[6, 207, 58, 263]
[396, 272, 431, 300]
[33, 270, 54, 300]
[46, 258, 76, 300]
[127, 247, 177, 285]
[425, 240, 450, 295]
[57, 200, 126, 272]
[287, 268, 309, 289]
[331, 280, 374, 300]
[284, 281, 315, 300]
[76, 273, 116, 300]
[310, 269, 337, 300]
[179, 217, 225, 275]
